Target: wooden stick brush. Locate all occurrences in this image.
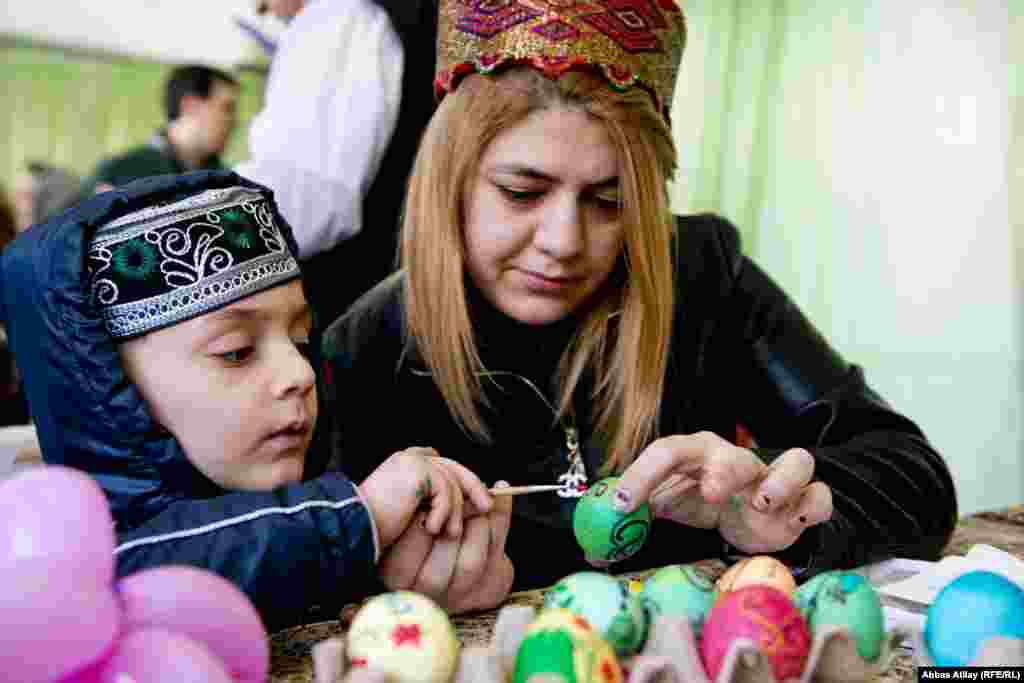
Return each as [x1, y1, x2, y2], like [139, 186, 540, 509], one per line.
[488, 484, 565, 497]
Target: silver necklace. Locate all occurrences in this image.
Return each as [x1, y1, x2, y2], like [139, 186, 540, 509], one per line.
[477, 370, 588, 498]
[410, 367, 589, 497]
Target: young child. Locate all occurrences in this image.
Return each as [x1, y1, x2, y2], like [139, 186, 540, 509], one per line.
[0, 169, 497, 633]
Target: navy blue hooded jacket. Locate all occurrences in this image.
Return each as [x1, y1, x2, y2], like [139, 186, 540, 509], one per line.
[0, 171, 378, 633]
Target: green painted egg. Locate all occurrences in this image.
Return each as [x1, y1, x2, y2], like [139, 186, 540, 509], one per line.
[640, 564, 717, 635]
[793, 571, 837, 619]
[513, 608, 624, 683]
[572, 477, 651, 564]
[798, 571, 885, 661]
[544, 571, 649, 656]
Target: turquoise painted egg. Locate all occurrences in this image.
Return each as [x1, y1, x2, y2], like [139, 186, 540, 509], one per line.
[544, 571, 649, 657]
[793, 571, 835, 619]
[572, 477, 651, 564]
[640, 564, 716, 635]
[796, 571, 885, 661]
[513, 608, 624, 683]
[925, 570, 1024, 666]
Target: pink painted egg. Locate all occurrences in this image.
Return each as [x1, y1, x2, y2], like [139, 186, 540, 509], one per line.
[700, 585, 811, 682]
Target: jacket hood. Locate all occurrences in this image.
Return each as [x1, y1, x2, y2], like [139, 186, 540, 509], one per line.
[0, 170, 331, 528]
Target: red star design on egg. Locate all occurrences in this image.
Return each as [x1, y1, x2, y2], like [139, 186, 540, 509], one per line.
[349, 657, 368, 668]
[391, 623, 423, 647]
[601, 659, 617, 681]
[572, 616, 591, 631]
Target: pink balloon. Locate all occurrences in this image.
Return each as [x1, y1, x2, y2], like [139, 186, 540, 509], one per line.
[117, 566, 269, 683]
[98, 628, 234, 683]
[0, 467, 120, 683]
[0, 466, 115, 583]
[0, 563, 121, 682]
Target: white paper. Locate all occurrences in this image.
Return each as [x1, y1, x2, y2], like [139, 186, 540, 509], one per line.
[872, 545, 1024, 607]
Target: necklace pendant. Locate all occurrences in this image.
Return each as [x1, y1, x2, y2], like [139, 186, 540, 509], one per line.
[557, 426, 588, 498]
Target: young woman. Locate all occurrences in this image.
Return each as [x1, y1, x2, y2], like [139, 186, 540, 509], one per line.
[322, 0, 957, 612]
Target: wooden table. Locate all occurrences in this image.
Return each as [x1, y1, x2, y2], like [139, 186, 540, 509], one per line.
[269, 506, 1024, 683]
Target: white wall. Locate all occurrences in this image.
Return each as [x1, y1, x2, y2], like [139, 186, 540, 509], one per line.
[0, 0, 279, 66]
[672, 1, 1024, 515]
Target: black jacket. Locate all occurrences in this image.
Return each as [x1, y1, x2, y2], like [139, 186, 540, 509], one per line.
[323, 213, 958, 591]
[0, 170, 378, 633]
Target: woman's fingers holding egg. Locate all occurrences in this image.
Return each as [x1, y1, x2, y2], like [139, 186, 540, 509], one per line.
[696, 435, 766, 504]
[753, 448, 816, 514]
[784, 480, 833, 531]
[614, 435, 703, 513]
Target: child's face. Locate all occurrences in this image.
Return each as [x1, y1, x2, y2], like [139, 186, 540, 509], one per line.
[119, 281, 317, 491]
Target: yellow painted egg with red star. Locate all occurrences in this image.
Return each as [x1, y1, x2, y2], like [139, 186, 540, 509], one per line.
[513, 608, 624, 683]
[345, 591, 460, 683]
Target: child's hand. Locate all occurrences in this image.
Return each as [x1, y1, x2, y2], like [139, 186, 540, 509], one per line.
[358, 447, 494, 550]
[378, 481, 514, 614]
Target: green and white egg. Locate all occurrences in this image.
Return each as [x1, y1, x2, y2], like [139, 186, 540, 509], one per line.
[513, 608, 624, 683]
[795, 571, 885, 661]
[640, 564, 717, 635]
[544, 571, 649, 657]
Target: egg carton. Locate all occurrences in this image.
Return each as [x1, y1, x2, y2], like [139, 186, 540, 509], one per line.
[311, 605, 910, 683]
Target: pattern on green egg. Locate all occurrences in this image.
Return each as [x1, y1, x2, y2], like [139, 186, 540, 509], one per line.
[543, 572, 648, 656]
[797, 571, 884, 662]
[640, 565, 715, 636]
[513, 629, 578, 683]
[572, 478, 651, 563]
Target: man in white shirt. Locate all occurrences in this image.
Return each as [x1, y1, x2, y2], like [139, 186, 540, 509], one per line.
[239, 0, 438, 326]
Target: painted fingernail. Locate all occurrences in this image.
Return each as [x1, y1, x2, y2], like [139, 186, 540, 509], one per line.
[612, 489, 631, 512]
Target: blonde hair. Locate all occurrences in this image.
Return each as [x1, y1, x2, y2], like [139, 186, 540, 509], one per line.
[401, 67, 677, 474]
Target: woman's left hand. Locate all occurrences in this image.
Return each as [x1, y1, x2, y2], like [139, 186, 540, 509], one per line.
[611, 432, 833, 554]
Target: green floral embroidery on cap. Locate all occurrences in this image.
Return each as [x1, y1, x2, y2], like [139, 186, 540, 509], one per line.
[111, 240, 158, 281]
[219, 206, 255, 249]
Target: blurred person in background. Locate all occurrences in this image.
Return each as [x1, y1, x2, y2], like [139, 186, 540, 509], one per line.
[240, 0, 438, 327]
[83, 65, 239, 195]
[0, 185, 29, 426]
[12, 161, 82, 233]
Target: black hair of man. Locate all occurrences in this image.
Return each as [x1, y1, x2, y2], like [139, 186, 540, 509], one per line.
[164, 65, 239, 123]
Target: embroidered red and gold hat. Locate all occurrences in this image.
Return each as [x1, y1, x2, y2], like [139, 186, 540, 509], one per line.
[436, 0, 687, 119]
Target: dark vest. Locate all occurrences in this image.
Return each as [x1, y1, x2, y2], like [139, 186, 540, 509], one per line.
[301, 0, 438, 329]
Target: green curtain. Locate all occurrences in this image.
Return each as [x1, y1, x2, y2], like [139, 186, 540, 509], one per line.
[0, 37, 265, 194]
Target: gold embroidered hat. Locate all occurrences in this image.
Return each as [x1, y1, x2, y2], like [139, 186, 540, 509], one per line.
[436, 0, 687, 119]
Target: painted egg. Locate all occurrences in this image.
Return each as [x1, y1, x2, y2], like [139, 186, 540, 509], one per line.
[572, 477, 652, 564]
[796, 571, 885, 661]
[716, 556, 797, 598]
[925, 570, 1024, 667]
[700, 585, 811, 682]
[345, 591, 460, 683]
[543, 571, 649, 656]
[640, 564, 716, 635]
[513, 608, 624, 683]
